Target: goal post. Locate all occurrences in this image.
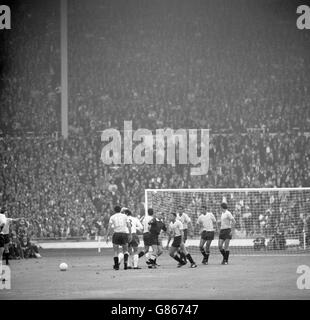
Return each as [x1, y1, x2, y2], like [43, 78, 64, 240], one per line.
[145, 188, 310, 255]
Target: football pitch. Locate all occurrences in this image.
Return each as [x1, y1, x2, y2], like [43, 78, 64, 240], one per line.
[1, 249, 309, 300]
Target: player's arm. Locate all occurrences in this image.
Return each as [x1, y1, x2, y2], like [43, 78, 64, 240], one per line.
[230, 213, 236, 226]
[11, 217, 25, 223]
[127, 218, 132, 234]
[148, 218, 155, 232]
[187, 215, 193, 236]
[126, 217, 132, 242]
[229, 213, 236, 235]
[212, 214, 218, 232]
[136, 219, 143, 233]
[105, 221, 113, 243]
[166, 227, 172, 249]
[180, 228, 185, 243]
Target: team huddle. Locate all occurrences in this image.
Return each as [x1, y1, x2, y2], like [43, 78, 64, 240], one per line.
[105, 202, 236, 270]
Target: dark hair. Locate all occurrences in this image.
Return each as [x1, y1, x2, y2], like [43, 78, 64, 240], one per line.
[114, 205, 122, 213]
[170, 212, 177, 217]
[148, 208, 154, 216]
[125, 209, 132, 216]
[221, 203, 228, 210]
[201, 205, 207, 210]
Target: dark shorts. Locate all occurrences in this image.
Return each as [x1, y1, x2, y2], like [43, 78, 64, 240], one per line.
[201, 230, 215, 241]
[128, 234, 140, 248]
[150, 233, 160, 246]
[0, 234, 5, 248]
[219, 228, 232, 240]
[143, 232, 153, 247]
[3, 234, 10, 245]
[112, 232, 129, 246]
[183, 229, 188, 242]
[171, 236, 182, 248]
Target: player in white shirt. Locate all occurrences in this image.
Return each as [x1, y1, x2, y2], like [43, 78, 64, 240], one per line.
[0, 208, 25, 275]
[167, 212, 197, 268]
[218, 203, 236, 265]
[137, 208, 154, 262]
[106, 205, 132, 270]
[176, 206, 192, 243]
[125, 209, 143, 269]
[0, 210, 6, 279]
[176, 206, 192, 263]
[196, 205, 217, 265]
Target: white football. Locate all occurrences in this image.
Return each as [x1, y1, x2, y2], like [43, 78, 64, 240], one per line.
[59, 262, 68, 271]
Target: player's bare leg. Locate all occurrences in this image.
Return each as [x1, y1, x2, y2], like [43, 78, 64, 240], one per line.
[155, 244, 164, 266]
[132, 246, 141, 269]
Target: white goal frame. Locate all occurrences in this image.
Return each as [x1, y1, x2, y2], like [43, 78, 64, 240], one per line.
[145, 187, 310, 251]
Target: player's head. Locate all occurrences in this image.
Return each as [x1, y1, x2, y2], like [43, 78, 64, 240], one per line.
[114, 205, 122, 213]
[178, 205, 183, 214]
[170, 212, 177, 221]
[121, 207, 128, 214]
[221, 202, 228, 210]
[201, 205, 207, 214]
[148, 208, 154, 216]
[125, 209, 132, 216]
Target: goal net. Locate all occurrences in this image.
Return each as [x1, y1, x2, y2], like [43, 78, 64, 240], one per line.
[145, 188, 310, 255]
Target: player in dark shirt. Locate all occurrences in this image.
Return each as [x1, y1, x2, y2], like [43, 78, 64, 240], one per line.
[146, 212, 167, 268]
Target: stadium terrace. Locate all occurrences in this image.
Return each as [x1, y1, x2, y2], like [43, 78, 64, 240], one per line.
[100, 121, 209, 176]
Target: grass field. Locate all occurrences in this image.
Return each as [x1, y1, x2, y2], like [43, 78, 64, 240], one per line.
[1, 249, 310, 300]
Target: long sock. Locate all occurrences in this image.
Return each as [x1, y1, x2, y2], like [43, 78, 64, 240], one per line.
[118, 252, 124, 264]
[186, 253, 195, 264]
[113, 256, 119, 267]
[179, 251, 187, 262]
[0, 260, 2, 279]
[173, 254, 182, 263]
[220, 249, 225, 259]
[200, 247, 208, 258]
[138, 251, 145, 258]
[5, 252, 9, 265]
[225, 250, 230, 262]
[124, 252, 129, 268]
[133, 254, 139, 268]
[149, 254, 157, 265]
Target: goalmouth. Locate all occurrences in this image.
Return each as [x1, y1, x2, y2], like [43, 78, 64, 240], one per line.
[145, 188, 310, 255]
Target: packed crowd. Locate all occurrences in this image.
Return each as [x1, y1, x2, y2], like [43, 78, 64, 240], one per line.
[1, 0, 309, 135]
[0, 0, 310, 242]
[1, 132, 309, 240]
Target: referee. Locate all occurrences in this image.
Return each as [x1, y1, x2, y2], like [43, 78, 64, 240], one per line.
[218, 203, 236, 265]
